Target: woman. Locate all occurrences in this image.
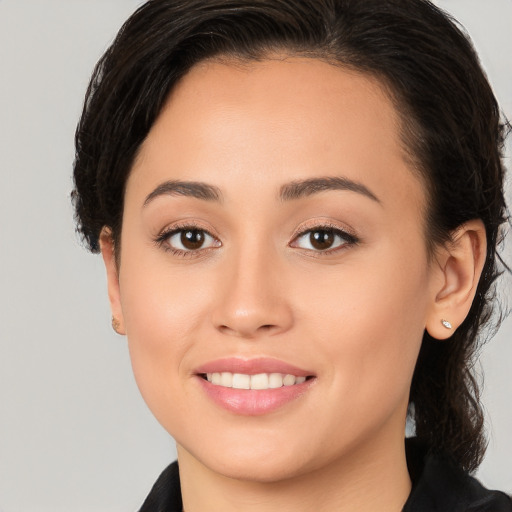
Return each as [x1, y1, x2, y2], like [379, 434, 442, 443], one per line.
[72, 0, 511, 510]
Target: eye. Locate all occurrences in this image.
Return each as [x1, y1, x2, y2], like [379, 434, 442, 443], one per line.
[160, 227, 220, 253]
[291, 227, 356, 252]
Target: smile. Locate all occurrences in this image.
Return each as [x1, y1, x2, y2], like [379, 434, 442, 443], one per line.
[195, 358, 316, 415]
[204, 372, 307, 390]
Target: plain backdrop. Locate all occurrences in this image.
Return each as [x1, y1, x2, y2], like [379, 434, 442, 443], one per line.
[0, 1, 510, 511]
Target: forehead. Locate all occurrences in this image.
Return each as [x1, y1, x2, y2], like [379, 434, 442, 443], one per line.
[145, 57, 401, 158]
[129, 57, 425, 216]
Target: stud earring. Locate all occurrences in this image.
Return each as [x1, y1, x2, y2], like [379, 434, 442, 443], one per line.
[441, 319, 452, 329]
[112, 316, 122, 334]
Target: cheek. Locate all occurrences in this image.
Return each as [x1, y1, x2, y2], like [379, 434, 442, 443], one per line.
[118, 248, 216, 422]
[294, 243, 430, 417]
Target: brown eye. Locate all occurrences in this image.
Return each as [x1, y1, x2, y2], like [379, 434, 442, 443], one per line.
[292, 227, 355, 252]
[164, 227, 219, 252]
[181, 229, 205, 250]
[309, 230, 335, 250]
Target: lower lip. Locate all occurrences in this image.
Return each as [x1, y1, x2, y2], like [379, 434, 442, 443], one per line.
[196, 376, 315, 416]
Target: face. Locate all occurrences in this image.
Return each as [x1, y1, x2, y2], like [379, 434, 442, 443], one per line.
[106, 58, 442, 482]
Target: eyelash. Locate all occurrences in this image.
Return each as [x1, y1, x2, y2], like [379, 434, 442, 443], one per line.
[155, 222, 359, 257]
[291, 223, 359, 255]
[155, 223, 220, 258]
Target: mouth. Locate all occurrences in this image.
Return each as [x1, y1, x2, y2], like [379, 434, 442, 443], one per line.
[194, 358, 316, 415]
[199, 372, 311, 390]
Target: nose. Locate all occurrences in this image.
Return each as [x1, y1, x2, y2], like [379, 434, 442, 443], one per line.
[211, 247, 294, 339]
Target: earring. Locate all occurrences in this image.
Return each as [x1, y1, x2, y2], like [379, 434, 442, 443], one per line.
[112, 316, 122, 334]
[441, 319, 452, 329]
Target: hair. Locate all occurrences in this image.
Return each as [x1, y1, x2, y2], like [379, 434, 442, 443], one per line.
[72, 0, 509, 472]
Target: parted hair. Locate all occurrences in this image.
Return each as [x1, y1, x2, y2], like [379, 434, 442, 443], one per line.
[72, 0, 509, 471]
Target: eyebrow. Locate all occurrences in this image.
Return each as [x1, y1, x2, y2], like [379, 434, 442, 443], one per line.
[279, 176, 380, 204]
[143, 180, 222, 206]
[143, 175, 380, 207]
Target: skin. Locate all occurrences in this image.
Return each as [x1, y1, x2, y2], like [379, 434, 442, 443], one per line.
[101, 57, 486, 512]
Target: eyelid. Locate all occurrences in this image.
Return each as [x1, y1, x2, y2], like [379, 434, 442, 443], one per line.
[289, 221, 359, 253]
[155, 220, 220, 240]
[154, 221, 222, 255]
[153, 219, 358, 257]
[291, 219, 358, 241]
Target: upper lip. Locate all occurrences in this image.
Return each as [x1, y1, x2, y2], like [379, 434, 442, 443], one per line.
[194, 357, 315, 377]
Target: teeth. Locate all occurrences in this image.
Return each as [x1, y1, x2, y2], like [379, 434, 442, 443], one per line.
[250, 373, 269, 390]
[269, 373, 284, 388]
[220, 372, 233, 387]
[205, 372, 308, 390]
[283, 374, 296, 386]
[232, 373, 250, 389]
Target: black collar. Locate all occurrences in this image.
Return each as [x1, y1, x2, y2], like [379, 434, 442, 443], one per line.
[138, 438, 511, 511]
[403, 437, 511, 511]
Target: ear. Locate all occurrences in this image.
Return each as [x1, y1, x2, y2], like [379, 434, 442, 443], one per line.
[99, 227, 126, 335]
[426, 219, 487, 340]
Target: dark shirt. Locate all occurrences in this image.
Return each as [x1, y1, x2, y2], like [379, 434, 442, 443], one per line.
[138, 438, 512, 511]
[404, 438, 511, 511]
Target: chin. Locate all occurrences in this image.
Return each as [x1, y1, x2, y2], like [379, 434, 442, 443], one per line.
[177, 430, 330, 484]
[205, 452, 313, 483]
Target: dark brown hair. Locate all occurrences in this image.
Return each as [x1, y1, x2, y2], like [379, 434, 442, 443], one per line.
[72, 0, 509, 471]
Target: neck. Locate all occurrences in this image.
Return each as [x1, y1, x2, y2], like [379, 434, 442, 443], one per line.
[178, 433, 411, 512]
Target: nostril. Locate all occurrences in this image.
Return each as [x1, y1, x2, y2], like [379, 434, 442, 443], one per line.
[217, 324, 233, 334]
[216, 323, 278, 336]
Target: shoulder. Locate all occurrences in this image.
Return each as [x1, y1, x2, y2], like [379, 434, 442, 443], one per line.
[404, 438, 512, 512]
[138, 461, 182, 512]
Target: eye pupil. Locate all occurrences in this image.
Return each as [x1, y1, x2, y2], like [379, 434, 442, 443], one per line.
[310, 230, 334, 250]
[181, 229, 205, 250]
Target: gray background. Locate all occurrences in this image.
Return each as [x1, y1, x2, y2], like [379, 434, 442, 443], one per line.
[0, 1, 510, 511]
